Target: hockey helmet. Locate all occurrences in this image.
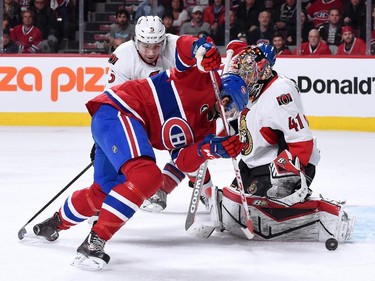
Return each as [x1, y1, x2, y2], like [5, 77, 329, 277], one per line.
[228, 46, 273, 102]
[257, 43, 276, 67]
[219, 73, 249, 120]
[135, 16, 166, 50]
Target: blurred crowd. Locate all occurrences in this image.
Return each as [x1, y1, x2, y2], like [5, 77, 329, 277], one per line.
[2, 0, 375, 55]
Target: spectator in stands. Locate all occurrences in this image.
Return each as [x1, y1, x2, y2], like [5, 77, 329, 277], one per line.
[336, 25, 366, 55]
[236, 0, 265, 33]
[17, 0, 32, 11]
[262, 0, 283, 23]
[318, 8, 343, 54]
[4, 0, 22, 29]
[247, 10, 275, 45]
[11, 10, 42, 53]
[165, 0, 189, 34]
[135, 0, 165, 21]
[237, 32, 247, 43]
[214, 9, 245, 45]
[306, 0, 344, 28]
[48, 0, 71, 41]
[272, 31, 292, 55]
[162, 13, 179, 35]
[203, 0, 225, 38]
[109, 9, 135, 52]
[3, 13, 11, 30]
[274, 0, 296, 32]
[30, 0, 59, 53]
[179, 6, 211, 36]
[112, 38, 125, 52]
[2, 28, 19, 53]
[297, 28, 331, 55]
[286, 9, 313, 45]
[342, 0, 366, 41]
[203, 0, 225, 27]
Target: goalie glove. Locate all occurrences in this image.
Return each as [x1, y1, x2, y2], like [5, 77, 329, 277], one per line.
[268, 149, 302, 199]
[192, 36, 221, 72]
[198, 134, 244, 160]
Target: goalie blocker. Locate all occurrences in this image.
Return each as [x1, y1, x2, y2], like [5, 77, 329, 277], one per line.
[221, 186, 354, 242]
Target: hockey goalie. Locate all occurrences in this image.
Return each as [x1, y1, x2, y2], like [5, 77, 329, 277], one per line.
[209, 42, 354, 243]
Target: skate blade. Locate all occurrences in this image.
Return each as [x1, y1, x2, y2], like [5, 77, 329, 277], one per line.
[71, 253, 106, 271]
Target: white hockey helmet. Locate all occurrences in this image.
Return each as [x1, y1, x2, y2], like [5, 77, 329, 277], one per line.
[135, 16, 166, 49]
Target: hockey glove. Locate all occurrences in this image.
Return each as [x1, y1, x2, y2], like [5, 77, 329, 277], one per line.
[198, 134, 244, 160]
[192, 36, 221, 72]
[268, 149, 302, 198]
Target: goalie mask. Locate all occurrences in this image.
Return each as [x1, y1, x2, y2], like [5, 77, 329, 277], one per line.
[228, 46, 273, 103]
[219, 73, 249, 120]
[134, 16, 166, 52]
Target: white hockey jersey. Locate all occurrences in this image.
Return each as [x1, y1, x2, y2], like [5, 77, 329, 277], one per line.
[239, 73, 320, 169]
[105, 34, 179, 88]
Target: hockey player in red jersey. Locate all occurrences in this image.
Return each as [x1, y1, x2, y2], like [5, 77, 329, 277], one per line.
[32, 35, 249, 270]
[216, 42, 353, 243]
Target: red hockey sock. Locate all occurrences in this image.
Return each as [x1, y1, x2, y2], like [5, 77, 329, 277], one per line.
[58, 182, 106, 230]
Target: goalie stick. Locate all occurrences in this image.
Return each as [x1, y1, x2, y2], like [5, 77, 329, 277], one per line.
[185, 49, 246, 239]
[17, 162, 93, 240]
[210, 71, 254, 239]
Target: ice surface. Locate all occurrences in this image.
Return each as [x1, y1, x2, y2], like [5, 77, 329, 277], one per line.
[1, 127, 374, 281]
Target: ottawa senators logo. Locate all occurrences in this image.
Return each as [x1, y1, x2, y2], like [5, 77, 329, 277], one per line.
[108, 54, 119, 65]
[239, 111, 253, 155]
[149, 70, 160, 77]
[276, 93, 293, 106]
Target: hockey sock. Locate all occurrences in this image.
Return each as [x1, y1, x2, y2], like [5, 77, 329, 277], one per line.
[93, 157, 162, 240]
[58, 182, 106, 230]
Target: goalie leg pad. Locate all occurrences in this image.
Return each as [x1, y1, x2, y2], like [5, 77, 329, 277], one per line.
[221, 186, 354, 242]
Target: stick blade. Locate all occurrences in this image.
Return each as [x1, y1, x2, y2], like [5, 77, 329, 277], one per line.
[18, 227, 27, 240]
[241, 223, 255, 240]
[186, 221, 215, 238]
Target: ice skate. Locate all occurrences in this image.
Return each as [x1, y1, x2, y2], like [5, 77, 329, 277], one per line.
[71, 231, 110, 271]
[141, 189, 167, 212]
[33, 212, 61, 241]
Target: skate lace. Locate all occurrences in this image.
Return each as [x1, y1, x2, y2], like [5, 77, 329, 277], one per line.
[90, 233, 106, 251]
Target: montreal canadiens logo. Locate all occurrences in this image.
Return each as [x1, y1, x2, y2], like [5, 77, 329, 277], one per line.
[161, 117, 194, 150]
[241, 85, 247, 94]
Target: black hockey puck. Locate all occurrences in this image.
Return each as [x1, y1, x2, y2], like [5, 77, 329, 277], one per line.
[325, 238, 338, 251]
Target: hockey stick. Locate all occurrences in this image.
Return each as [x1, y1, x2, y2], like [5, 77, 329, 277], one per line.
[210, 71, 254, 239]
[185, 50, 236, 238]
[185, 161, 216, 238]
[17, 162, 93, 240]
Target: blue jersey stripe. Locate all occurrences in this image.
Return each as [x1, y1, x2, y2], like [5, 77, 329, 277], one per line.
[150, 72, 182, 121]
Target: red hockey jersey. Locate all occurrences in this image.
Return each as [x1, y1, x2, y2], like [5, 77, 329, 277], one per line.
[10, 24, 42, 53]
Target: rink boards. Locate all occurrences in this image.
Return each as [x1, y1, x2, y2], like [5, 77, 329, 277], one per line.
[0, 54, 374, 131]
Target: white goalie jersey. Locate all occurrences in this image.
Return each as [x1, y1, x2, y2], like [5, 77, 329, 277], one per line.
[239, 74, 320, 169]
[105, 34, 179, 89]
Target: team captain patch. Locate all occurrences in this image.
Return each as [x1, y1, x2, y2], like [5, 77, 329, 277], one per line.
[276, 93, 293, 105]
